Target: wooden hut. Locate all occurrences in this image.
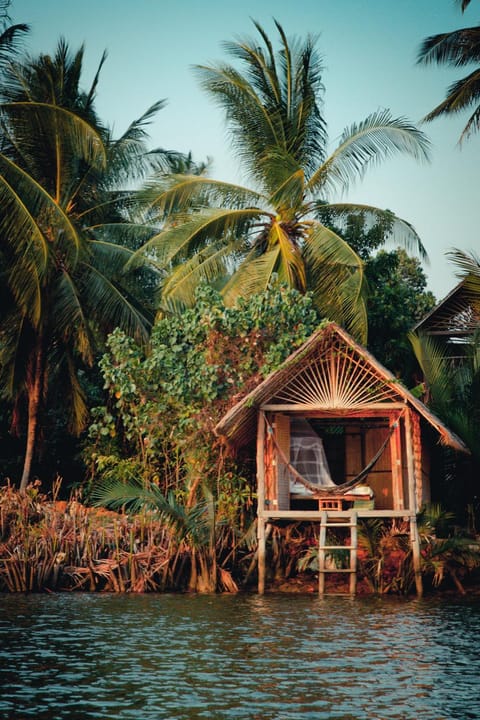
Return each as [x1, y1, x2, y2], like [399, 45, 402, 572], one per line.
[215, 322, 469, 595]
[413, 279, 480, 350]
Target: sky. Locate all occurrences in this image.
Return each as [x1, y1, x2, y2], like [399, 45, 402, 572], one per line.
[10, 0, 480, 300]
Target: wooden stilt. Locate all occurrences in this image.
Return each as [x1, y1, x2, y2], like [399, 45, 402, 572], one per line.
[349, 511, 358, 595]
[257, 411, 267, 595]
[410, 514, 423, 598]
[405, 408, 423, 597]
[318, 511, 327, 595]
[258, 517, 266, 594]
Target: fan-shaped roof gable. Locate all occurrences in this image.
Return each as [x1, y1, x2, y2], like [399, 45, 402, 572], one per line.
[215, 322, 468, 452]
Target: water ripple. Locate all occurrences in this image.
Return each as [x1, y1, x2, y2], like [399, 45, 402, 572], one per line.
[1, 593, 480, 719]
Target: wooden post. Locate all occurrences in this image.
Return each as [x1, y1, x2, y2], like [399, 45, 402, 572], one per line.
[349, 511, 358, 596]
[318, 511, 327, 595]
[389, 413, 403, 510]
[257, 412, 266, 594]
[258, 517, 266, 594]
[409, 513, 423, 598]
[257, 411, 266, 515]
[405, 408, 423, 597]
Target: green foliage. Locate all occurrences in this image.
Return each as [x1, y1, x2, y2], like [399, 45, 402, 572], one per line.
[324, 209, 435, 380]
[409, 330, 480, 460]
[365, 248, 435, 378]
[84, 281, 321, 590]
[85, 280, 321, 498]
[357, 519, 414, 594]
[418, 504, 480, 594]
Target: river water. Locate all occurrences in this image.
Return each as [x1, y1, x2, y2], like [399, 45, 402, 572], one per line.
[1, 593, 479, 720]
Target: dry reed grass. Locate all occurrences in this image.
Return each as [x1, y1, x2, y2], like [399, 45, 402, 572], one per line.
[0, 478, 218, 593]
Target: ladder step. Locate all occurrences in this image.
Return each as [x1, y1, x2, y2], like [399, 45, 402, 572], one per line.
[319, 511, 358, 595]
[319, 545, 354, 551]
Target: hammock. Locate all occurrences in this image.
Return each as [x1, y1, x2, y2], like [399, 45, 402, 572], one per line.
[267, 412, 404, 497]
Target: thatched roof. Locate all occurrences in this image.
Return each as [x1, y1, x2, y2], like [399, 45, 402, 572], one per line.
[214, 322, 468, 453]
[413, 279, 480, 339]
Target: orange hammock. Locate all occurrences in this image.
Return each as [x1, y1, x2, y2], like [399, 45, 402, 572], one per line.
[267, 411, 404, 496]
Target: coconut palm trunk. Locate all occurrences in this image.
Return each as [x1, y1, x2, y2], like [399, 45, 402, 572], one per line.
[20, 338, 44, 491]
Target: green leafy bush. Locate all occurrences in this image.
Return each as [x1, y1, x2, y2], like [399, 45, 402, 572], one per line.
[84, 282, 322, 511]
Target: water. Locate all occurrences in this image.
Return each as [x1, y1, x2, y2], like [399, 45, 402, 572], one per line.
[1, 593, 480, 720]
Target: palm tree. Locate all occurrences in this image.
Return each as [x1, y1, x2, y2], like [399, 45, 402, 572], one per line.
[0, 41, 180, 490]
[134, 20, 430, 340]
[417, 2, 480, 142]
[0, 1, 28, 72]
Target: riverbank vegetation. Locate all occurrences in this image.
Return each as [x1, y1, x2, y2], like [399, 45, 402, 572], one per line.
[0, 6, 479, 594]
[2, 481, 480, 595]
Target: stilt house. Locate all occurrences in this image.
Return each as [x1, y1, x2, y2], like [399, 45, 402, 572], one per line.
[413, 279, 480, 351]
[215, 322, 469, 595]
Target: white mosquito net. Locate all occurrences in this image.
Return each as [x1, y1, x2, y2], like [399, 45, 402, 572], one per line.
[289, 418, 335, 495]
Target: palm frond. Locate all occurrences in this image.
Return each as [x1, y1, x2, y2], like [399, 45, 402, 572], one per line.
[0, 152, 87, 325]
[222, 247, 281, 305]
[106, 100, 173, 182]
[0, 22, 29, 69]
[92, 479, 211, 547]
[417, 23, 480, 142]
[47, 345, 89, 434]
[267, 167, 305, 211]
[130, 206, 264, 269]
[448, 248, 480, 303]
[196, 20, 326, 186]
[84, 49, 107, 110]
[417, 25, 480, 67]
[408, 331, 453, 407]
[267, 221, 306, 289]
[50, 267, 95, 363]
[142, 174, 264, 218]
[448, 248, 480, 279]
[303, 223, 367, 341]
[194, 63, 282, 181]
[308, 110, 430, 195]
[80, 260, 152, 343]
[319, 202, 427, 259]
[0, 311, 29, 399]
[87, 222, 159, 251]
[160, 239, 239, 311]
[422, 69, 480, 136]
[0, 101, 106, 169]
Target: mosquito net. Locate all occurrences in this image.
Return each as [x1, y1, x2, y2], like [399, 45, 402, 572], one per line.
[289, 418, 335, 495]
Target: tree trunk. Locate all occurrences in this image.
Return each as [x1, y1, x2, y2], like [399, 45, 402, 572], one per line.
[19, 341, 44, 492]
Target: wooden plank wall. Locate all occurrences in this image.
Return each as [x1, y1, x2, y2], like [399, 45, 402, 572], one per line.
[345, 425, 393, 510]
[275, 414, 291, 511]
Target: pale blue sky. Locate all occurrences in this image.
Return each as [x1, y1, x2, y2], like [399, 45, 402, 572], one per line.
[12, 0, 480, 299]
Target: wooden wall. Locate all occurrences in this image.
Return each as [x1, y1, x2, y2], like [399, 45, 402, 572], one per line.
[275, 414, 291, 511]
[345, 424, 393, 510]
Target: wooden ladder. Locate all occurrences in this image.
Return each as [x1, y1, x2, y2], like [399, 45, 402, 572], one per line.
[318, 510, 358, 595]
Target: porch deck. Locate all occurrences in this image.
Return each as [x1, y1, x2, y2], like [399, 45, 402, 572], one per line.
[259, 508, 415, 521]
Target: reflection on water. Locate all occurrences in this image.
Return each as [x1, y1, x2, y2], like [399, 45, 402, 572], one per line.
[1, 593, 480, 719]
